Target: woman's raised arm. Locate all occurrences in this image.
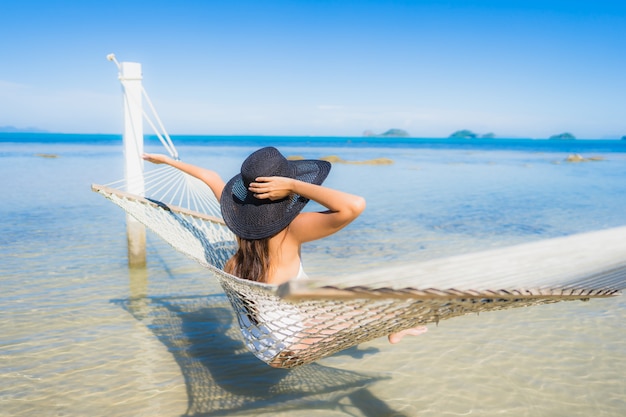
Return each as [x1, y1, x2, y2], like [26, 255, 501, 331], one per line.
[142, 153, 226, 202]
[248, 176, 366, 242]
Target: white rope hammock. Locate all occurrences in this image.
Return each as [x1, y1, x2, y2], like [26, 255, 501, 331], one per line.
[93, 167, 626, 368]
[100, 58, 625, 367]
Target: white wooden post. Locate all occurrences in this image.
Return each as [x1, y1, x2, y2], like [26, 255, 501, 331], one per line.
[119, 61, 146, 267]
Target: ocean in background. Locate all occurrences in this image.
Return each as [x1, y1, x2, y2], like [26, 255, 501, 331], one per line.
[4, 131, 626, 152]
[2, 133, 626, 416]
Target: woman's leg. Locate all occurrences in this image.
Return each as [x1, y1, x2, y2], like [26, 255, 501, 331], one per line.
[388, 326, 428, 344]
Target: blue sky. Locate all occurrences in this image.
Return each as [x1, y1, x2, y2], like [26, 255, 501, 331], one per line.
[2, 0, 625, 138]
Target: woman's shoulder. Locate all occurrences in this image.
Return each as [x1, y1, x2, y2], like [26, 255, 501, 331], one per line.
[288, 211, 339, 243]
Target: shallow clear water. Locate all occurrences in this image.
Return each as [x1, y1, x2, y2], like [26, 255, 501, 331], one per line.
[1, 138, 626, 416]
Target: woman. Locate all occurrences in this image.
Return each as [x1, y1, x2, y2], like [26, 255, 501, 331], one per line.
[143, 147, 427, 348]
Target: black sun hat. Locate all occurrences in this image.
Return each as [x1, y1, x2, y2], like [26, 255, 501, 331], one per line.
[220, 147, 331, 240]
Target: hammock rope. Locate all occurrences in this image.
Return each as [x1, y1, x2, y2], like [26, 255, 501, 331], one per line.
[93, 168, 626, 368]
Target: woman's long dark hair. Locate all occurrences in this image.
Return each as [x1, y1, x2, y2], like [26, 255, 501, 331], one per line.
[224, 237, 271, 283]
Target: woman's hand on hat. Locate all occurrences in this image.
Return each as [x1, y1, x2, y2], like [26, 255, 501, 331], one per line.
[249, 176, 294, 201]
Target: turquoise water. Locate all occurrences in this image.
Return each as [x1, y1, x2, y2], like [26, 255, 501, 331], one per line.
[2, 134, 626, 416]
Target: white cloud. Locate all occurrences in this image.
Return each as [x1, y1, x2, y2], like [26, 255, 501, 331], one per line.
[316, 105, 345, 111]
[0, 80, 30, 91]
[0, 80, 121, 133]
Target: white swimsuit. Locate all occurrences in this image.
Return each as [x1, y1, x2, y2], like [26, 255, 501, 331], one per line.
[237, 262, 308, 364]
[294, 262, 308, 281]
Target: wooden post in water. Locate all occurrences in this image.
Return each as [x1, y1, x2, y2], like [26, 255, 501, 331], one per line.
[117, 58, 146, 267]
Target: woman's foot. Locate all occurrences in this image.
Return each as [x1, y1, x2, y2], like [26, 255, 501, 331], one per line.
[388, 326, 428, 344]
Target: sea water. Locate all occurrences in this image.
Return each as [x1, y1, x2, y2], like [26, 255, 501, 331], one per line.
[1, 133, 626, 416]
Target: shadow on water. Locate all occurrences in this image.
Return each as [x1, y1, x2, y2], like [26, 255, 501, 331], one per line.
[114, 269, 406, 416]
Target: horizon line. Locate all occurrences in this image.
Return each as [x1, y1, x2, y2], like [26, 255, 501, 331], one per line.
[1, 131, 625, 141]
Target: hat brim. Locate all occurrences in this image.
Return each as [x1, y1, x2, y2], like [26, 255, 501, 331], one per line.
[220, 159, 331, 240]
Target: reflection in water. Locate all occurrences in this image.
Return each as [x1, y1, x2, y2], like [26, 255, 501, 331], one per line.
[128, 266, 148, 300]
[115, 287, 403, 416]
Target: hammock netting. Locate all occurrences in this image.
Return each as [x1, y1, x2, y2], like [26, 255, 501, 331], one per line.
[93, 165, 626, 368]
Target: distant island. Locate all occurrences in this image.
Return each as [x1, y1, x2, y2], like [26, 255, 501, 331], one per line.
[0, 125, 48, 133]
[621, 136, 626, 141]
[549, 132, 576, 140]
[449, 130, 496, 139]
[363, 129, 410, 138]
